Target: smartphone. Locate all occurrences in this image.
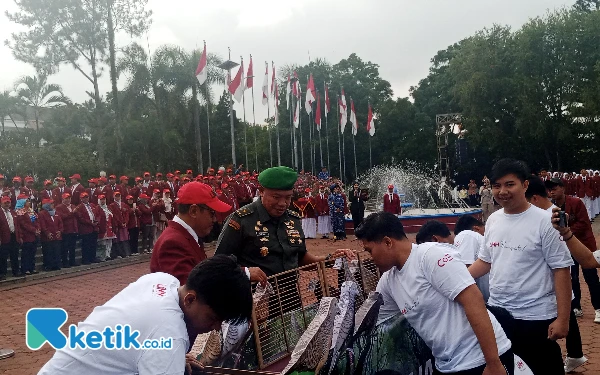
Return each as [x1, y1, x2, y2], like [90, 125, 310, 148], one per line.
[558, 211, 567, 228]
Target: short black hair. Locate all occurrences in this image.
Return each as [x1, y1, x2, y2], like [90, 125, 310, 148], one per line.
[415, 220, 451, 244]
[525, 176, 548, 200]
[177, 203, 192, 214]
[186, 255, 252, 324]
[489, 158, 530, 184]
[454, 215, 484, 235]
[355, 212, 407, 242]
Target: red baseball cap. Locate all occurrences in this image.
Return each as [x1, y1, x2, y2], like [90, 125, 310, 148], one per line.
[222, 183, 229, 189]
[42, 198, 53, 205]
[166, 173, 174, 178]
[126, 195, 134, 200]
[176, 182, 231, 212]
[1, 196, 10, 203]
[80, 192, 89, 198]
[98, 194, 105, 199]
[109, 174, 116, 179]
[17, 194, 28, 199]
[153, 189, 160, 194]
[163, 188, 171, 193]
[12, 176, 21, 182]
[70, 174, 81, 180]
[62, 193, 71, 199]
[144, 172, 150, 176]
[120, 176, 129, 181]
[174, 170, 181, 174]
[305, 188, 311, 193]
[135, 177, 142, 182]
[156, 172, 163, 177]
[88, 178, 97, 184]
[44, 180, 53, 186]
[186, 169, 193, 174]
[25, 176, 34, 182]
[0, 174, 4, 179]
[99, 177, 107, 183]
[114, 191, 121, 196]
[388, 184, 394, 189]
[226, 169, 232, 173]
[183, 177, 190, 181]
[139, 194, 150, 199]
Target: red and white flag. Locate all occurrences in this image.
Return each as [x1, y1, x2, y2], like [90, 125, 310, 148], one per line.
[262, 62, 269, 105]
[305, 74, 316, 114]
[324, 84, 330, 117]
[367, 103, 375, 136]
[292, 71, 299, 98]
[228, 59, 245, 103]
[339, 89, 347, 133]
[271, 62, 276, 97]
[293, 100, 300, 128]
[246, 55, 253, 89]
[286, 74, 291, 109]
[195, 42, 208, 85]
[315, 93, 322, 131]
[350, 99, 358, 136]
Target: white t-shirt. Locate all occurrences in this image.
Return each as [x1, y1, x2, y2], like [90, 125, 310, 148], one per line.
[38, 273, 188, 375]
[479, 205, 573, 320]
[376, 243, 510, 373]
[454, 230, 490, 302]
[593, 251, 600, 266]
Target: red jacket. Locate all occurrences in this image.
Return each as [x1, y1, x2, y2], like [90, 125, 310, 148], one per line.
[75, 203, 99, 235]
[0, 208, 20, 244]
[16, 211, 39, 243]
[39, 188, 54, 204]
[127, 206, 141, 229]
[69, 183, 86, 206]
[85, 187, 100, 205]
[52, 186, 68, 206]
[129, 186, 142, 201]
[576, 177, 595, 198]
[38, 210, 63, 242]
[9, 186, 30, 209]
[139, 203, 160, 226]
[109, 201, 129, 229]
[383, 193, 402, 215]
[216, 192, 235, 223]
[562, 196, 596, 252]
[96, 185, 113, 204]
[315, 193, 330, 216]
[150, 220, 206, 285]
[294, 197, 316, 219]
[55, 203, 78, 234]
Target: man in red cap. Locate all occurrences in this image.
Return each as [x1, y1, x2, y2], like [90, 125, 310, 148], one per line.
[40, 180, 55, 205]
[39, 198, 63, 271]
[186, 169, 193, 180]
[56, 193, 78, 267]
[9, 176, 29, 209]
[86, 178, 99, 205]
[141, 172, 152, 194]
[109, 191, 130, 258]
[0, 196, 20, 279]
[52, 177, 67, 206]
[383, 184, 402, 215]
[150, 172, 165, 195]
[166, 173, 176, 196]
[125, 195, 140, 254]
[69, 174, 85, 206]
[130, 177, 143, 201]
[138, 193, 160, 253]
[150, 182, 231, 285]
[118, 176, 130, 197]
[24, 176, 38, 209]
[74, 192, 100, 264]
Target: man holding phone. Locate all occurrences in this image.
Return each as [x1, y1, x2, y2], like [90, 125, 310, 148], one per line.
[546, 177, 600, 322]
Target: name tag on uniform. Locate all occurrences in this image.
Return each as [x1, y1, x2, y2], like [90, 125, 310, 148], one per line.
[287, 229, 300, 238]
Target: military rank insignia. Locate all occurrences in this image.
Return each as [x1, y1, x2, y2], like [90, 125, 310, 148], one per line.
[260, 247, 269, 257]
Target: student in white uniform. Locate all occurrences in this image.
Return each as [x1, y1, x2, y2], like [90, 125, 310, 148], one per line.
[469, 159, 573, 375]
[38, 255, 252, 375]
[356, 212, 513, 375]
[454, 216, 490, 302]
[525, 176, 587, 373]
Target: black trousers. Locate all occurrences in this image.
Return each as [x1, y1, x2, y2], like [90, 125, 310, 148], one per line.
[141, 225, 155, 251]
[80, 232, 98, 264]
[20, 241, 37, 273]
[571, 258, 600, 310]
[61, 233, 77, 267]
[351, 209, 364, 230]
[511, 318, 565, 375]
[111, 240, 130, 258]
[433, 349, 514, 375]
[566, 308, 583, 358]
[0, 233, 19, 276]
[128, 228, 139, 254]
[42, 241, 61, 270]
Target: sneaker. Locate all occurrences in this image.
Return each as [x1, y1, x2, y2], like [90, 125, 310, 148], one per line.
[595, 309, 600, 323]
[574, 308, 583, 318]
[565, 356, 587, 373]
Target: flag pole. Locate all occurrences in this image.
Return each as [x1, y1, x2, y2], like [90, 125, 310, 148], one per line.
[351, 97, 358, 180]
[265, 63, 273, 168]
[228, 48, 236, 166]
[250, 55, 258, 171]
[336, 94, 342, 182]
[241, 56, 249, 171]
[274, 62, 281, 166]
[289, 87, 294, 168]
[205, 84, 212, 169]
[299, 97, 304, 173]
[324, 83, 330, 170]
[368, 101, 372, 168]
[317, 90, 323, 168]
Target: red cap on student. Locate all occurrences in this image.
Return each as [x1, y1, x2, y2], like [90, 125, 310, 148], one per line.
[98, 194, 105, 200]
[388, 184, 394, 189]
[120, 176, 129, 181]
[80, 192, 89, 198]
[126, 195, 134, 200]
[109, 174, 116, 179]
[139, 194, 150, 199]
[114, 191, 121, 196]
[62, 193, 71, 199]
[17, 194, 28, 199]
[176, 182, 231, 212]
[153, 189, 160, 194]
[305, 188, 311, 193]
[44, 180, 53, 186]
[42, 198, 54, 205]
[70, 174, 81, 180]
[1, 196, 10, 203]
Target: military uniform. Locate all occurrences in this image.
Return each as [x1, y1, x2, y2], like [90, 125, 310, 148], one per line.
[215, 199, 306, 277]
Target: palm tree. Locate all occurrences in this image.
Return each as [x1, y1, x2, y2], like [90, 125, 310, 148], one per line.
[0, 90, 22, 136]
[15, 73, 70, 146]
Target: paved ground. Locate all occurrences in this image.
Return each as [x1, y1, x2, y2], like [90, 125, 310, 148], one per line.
[1, 232, 600, 374]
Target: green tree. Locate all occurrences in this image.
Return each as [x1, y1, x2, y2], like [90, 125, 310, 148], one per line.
[0, 91, 22, 137]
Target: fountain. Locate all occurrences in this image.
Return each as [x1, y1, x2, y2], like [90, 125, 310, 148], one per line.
[347, 163, 482, 233]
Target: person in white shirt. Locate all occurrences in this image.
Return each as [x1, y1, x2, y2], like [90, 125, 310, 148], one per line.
[356, 212, 513, 375]
[453, 216, 489, 302]
[524, 175, 587, 373]
[469, 159, 573, 375]
[38, 255, 252, 375]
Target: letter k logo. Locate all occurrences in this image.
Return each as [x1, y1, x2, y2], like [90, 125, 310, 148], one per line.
[26, 308, 68, 350]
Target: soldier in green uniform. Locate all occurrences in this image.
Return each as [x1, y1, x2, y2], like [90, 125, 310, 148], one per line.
[215, 166, 353, 284]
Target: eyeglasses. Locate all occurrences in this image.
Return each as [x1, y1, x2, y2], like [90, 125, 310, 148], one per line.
[195, 204, 216, 218]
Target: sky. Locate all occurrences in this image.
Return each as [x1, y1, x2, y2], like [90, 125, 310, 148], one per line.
[0, 0, 573, 125]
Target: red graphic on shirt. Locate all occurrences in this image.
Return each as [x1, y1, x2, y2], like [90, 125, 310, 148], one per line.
[437, 254, 454, 267]
[489, 242, 500, 247]
[516, 360, 524, 370]
[153, 283, 167, 297]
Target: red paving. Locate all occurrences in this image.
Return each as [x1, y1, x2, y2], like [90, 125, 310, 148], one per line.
[1, 237, 600, 374]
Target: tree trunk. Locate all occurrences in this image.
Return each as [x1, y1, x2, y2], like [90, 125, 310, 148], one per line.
[106, 0, 122, 159]
[35, 109, 40, 148]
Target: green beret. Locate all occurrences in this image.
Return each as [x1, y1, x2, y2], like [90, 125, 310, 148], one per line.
[258, 166, 298, 190]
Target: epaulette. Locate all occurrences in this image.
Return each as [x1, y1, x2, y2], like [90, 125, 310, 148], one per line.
[235, 206, 254, 217]
[287, 209, 301, 219]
